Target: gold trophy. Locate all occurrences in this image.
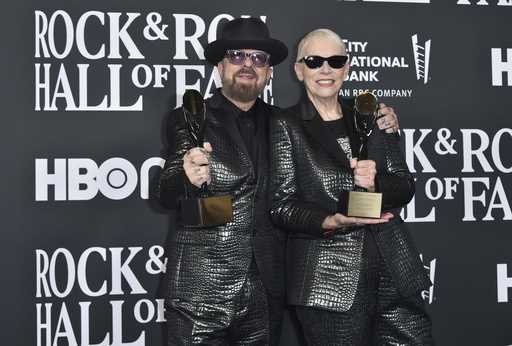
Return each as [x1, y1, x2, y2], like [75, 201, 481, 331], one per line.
[180, 90, 233, 227]
[340, 92, 382, 218]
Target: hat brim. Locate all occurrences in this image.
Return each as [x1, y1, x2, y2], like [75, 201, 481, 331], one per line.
[205, 39, 288, 66]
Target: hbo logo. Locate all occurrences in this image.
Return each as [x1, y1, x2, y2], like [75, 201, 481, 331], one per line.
[35, 158, 164, 201]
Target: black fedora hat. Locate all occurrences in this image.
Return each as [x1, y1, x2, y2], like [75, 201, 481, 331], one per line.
[205, 18, 288, 66]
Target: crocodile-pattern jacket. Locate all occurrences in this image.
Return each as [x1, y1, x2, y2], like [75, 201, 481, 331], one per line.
[158, 90, 286, 304]
[270, 95, 430, 312]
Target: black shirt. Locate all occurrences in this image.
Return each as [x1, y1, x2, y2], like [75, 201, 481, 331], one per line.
[324, 117, 353, 160]
[236, 103, 259, 173]
[216, 92, 260, 176]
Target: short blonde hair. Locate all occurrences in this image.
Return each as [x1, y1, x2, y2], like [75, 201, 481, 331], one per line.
[296, 29, 346, 62]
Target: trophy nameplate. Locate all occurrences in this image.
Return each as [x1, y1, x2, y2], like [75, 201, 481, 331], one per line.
[346, 191, 382, 219]
[180, 195, 233, 226]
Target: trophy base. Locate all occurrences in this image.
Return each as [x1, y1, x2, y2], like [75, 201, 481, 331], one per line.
[339, 191, 382, 219]
[181, 195, 233, 227]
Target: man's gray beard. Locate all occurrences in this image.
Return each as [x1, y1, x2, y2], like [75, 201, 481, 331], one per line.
[222, 76, 263, 103]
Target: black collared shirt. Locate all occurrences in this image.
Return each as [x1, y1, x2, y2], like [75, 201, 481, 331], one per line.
[216, 91, 260, 176]
[236, 102, 259, 173]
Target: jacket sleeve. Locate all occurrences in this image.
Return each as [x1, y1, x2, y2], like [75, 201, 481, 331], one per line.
[374, 130, 415, 210]
[157, 108, 197, 210]
[269, 116, 331, 237]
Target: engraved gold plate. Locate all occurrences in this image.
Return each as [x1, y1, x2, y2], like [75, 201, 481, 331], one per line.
[347, 191, 382, 218]
[200, 195, 233, 226]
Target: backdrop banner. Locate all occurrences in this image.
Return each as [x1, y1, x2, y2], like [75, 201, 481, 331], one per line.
[2, 0, 511, 345]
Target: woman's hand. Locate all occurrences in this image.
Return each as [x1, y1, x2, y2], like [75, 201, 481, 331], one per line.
[321, 212, 394, 231]
[351, 159, 377, 192]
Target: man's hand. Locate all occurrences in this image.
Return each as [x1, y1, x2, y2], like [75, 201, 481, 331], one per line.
[183, 142, 213, 187]
[351, 159, 377, 192]
[376, 103, 399, 134]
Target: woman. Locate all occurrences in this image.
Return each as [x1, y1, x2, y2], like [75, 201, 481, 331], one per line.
[270, 29, 434, 345]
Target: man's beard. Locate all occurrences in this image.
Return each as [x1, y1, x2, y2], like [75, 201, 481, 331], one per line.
[222, 67, 265, 103]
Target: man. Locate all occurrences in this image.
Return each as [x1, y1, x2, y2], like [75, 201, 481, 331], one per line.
[158, 18, 288, 345]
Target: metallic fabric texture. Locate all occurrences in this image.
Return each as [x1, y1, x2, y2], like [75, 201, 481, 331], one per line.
[295, 234, 433, 346]
[166, 271, 274, 345]
[158, 90, 285, 344]
[269, 95, 433, 343]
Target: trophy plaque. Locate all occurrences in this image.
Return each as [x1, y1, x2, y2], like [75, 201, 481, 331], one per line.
[180, 89, 233, 227]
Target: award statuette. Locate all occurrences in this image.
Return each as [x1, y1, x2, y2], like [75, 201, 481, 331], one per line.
[180, 89, 233, 227]
[340, 92, 383, 218]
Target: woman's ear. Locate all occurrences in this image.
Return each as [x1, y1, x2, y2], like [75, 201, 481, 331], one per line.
[342, 57, 350, 80]
[294, 62, 304, 81]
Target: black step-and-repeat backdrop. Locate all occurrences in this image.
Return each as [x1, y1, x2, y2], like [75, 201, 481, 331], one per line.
[2, 0, 511, 345]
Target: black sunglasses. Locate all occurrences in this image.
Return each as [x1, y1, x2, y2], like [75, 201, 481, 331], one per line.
[299, 55, 349, 69]
[225, 49, 271, 68]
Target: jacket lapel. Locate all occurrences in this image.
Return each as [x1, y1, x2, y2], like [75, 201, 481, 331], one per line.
[254, 101, 269, 186]
[340, 98, 361, 160]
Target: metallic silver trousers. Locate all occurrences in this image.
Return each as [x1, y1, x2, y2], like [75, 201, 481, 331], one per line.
[166, 268, 283, 346]
[295, 232, 434, 346]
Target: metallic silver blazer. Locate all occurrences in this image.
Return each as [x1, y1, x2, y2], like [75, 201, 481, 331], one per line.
[158, 91, 286, 304]
[270, 95, 430, 312]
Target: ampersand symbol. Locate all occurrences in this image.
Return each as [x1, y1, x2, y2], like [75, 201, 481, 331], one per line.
[143, 13, 168, 41]
[435, 128, 457, 155]
[146, 246, 167, 274]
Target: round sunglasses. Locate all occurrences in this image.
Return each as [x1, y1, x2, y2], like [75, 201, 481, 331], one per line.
[298, 55, 349, 69]
[225, 49, 271, 68]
